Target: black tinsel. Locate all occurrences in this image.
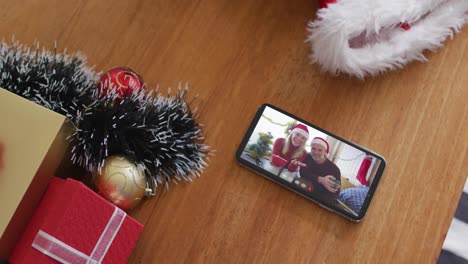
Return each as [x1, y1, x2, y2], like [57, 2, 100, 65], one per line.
[0, 40, 209, 188]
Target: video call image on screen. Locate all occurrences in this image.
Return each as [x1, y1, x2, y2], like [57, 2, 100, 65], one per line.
[240, 106, 382, 217]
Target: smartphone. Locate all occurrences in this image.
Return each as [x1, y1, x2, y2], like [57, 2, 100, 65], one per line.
[236, 104, 386, 222]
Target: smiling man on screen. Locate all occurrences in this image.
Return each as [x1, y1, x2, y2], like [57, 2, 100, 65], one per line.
[299, 137, 341, 203]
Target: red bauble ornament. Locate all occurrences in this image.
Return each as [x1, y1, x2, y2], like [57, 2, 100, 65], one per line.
[98, 67, 146, 98]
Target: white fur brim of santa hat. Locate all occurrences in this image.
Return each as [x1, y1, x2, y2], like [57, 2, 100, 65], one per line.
[311, 137, 329, 153]
[307, 0, 468, 78]
[291, 124, 309, 139]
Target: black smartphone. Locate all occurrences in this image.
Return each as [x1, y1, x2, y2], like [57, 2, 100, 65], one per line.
[236, 104, 386, 222]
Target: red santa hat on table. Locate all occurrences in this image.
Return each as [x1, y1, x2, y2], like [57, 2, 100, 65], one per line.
[308, 0, 468, 78]
[318, 0, 335, 8]
[311, 137, 329, 153]
[290, 124, 309, 139]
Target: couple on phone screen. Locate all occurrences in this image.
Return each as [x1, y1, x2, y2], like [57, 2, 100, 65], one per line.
[269, 124, 341, 202]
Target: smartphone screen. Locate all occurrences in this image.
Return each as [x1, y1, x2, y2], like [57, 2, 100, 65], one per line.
[236, 104, 386, 221]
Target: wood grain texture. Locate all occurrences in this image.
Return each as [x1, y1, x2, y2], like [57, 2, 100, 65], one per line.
[1, 0, 467, 263]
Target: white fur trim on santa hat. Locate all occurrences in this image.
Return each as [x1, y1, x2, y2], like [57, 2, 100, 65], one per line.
[291, 127, 309, 139]
[307, 0, 468, 78]
[311, 137, 329, 152]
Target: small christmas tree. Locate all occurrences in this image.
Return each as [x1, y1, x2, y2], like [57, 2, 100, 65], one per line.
[246, 132, 273, 166]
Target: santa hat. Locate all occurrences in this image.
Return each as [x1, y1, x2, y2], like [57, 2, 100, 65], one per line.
[307, 0, 468, 78]
[290, 124, 309, 139]
[319, 0, 335, 8]
[311, 137, 329, 153]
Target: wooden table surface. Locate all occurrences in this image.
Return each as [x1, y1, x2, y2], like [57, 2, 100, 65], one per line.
[2, 0, 467, 263]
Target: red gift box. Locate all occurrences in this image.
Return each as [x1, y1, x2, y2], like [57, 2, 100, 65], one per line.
[9, 178, 143, 264]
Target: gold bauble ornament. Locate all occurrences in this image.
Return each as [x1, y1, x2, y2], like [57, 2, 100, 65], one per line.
[95, 155, 147, 210]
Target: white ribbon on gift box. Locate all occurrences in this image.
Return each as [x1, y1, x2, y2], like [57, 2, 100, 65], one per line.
[31, 207, 126, 264]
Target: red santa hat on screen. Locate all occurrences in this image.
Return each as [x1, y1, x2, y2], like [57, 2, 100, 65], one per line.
[311, 137, 329, 153]
[290, 124, 309, 139]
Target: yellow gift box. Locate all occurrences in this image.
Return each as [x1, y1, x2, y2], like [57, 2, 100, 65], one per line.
[0, 88, 73, 258]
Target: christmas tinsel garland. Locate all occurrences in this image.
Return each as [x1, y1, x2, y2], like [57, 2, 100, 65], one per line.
[0, 40, 209, 188]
